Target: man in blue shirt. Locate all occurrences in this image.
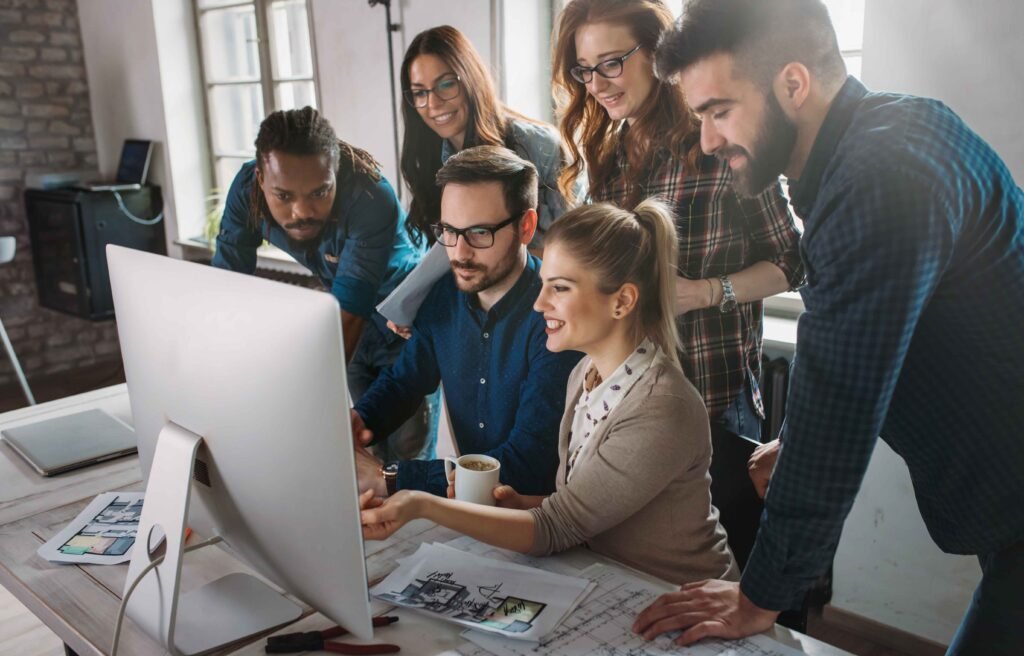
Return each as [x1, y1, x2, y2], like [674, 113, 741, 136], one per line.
[637, 1, 1024, 653]
[352, 146, 581, 497]
[212, 107, 426, 459]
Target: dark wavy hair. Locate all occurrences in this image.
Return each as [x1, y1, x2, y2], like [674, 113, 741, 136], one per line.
[655, 0, 846, 89]
[552, 0, 701, 207]
[249, 106, 380, 233]
[400, 26, 528, 245]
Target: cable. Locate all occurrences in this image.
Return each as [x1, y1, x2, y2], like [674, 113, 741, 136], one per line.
[111, 189, 164, 226]
[111, 535, 223, 656]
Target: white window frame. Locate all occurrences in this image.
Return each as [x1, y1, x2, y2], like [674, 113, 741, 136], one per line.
[193, 0, 322, 219]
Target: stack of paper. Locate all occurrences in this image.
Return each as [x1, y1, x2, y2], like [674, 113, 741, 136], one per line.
[369, 542, 595, 641]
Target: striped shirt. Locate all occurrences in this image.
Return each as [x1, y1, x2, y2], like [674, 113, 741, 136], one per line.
[594, 131, 804, 418]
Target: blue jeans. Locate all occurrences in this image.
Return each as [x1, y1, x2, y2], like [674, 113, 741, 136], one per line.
[946, 539, 1024, 655]
[347, 317, 437, 462]
[715, 383, 762, 443]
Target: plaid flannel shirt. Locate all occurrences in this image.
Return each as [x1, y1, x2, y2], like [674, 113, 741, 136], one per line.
[594, 135, 804, 418]
[741, 77, 1024, 611]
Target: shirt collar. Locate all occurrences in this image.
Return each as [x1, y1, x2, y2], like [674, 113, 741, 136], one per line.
[441, 138, 457, 163]
[787, 76, 869, 219]
[579, 339, 659, 412]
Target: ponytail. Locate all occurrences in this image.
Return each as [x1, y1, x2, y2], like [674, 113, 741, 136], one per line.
[545, 199, 681, 366]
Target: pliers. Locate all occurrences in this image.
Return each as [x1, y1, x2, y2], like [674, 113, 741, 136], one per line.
[265, 615, 400, 654]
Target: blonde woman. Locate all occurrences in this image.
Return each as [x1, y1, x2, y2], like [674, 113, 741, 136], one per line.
[361, 199, 737, 586]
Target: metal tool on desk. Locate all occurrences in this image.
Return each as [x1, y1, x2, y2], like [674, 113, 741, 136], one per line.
[265, 615, 401, 654]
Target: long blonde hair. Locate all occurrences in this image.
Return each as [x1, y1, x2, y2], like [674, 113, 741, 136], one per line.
[546, 199, 681, 365]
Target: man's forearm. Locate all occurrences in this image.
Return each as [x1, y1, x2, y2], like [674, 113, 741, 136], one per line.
[341, 310, 366, 362]
[726, 261, 791, 304]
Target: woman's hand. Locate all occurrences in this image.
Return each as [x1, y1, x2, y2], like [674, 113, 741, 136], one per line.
[493, 485, 531, 510]
[386, 320, 412, 340]
[675, 276, 717, 315]
[360, 489, 427, 541]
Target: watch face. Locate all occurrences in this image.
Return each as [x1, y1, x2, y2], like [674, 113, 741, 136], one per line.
[721, 298, 738, 312]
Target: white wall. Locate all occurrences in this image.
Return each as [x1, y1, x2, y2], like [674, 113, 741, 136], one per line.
[311, 0, 496, 201]
[828, 0, 1024, 644]
[77, 0, 209, 256]
[862, 0, 1024, 181]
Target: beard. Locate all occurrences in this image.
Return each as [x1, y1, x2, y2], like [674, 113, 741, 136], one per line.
[721, 90, 798, 198]
[282, 218, 327, 250]
[450, 240, 521, 295]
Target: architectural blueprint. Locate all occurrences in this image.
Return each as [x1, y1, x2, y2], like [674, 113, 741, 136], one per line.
[462, 564, 807, 656]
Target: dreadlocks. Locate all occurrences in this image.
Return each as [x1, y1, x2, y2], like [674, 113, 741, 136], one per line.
[248, 106, 382, 232]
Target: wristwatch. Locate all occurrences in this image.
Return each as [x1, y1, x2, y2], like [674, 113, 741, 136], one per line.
[718, 275, 737, 313]
[381, 461, 399, 497]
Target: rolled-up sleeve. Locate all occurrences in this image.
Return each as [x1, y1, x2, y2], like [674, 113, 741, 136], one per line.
[211, 162, 262, 274]
[736, 181, 805, 289]
[332, 176, 404, 317]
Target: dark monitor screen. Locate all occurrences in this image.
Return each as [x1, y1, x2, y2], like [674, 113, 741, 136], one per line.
[115, 139, 153, 184]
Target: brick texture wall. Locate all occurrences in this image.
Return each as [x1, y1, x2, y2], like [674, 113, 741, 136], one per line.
[0, 0, 122, 392]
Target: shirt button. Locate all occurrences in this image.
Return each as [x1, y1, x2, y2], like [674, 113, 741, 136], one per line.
[480, 378, 486, 384]
[483, 332, 490, 339]
[479, 422, 485, 429]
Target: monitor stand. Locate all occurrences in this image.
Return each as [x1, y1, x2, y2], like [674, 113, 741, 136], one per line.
[124, 421, 302, 655]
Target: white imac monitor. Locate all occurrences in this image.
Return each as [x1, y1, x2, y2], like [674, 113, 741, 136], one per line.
[107, 245, 372, 654]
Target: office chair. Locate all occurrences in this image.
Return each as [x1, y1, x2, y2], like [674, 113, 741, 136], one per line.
[0, 236, 36, 406]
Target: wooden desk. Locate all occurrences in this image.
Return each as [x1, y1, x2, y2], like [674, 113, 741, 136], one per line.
[1, 387, 851, 655]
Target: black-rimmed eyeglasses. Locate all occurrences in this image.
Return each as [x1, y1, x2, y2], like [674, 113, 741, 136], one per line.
[403, 75, 462, 108]
[430, 215, 519, 249]
[569, 44, 642, 84]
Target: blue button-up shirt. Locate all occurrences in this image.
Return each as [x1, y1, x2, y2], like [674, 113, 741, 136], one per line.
[355, 254, 583, 496]
[212, 161, 422, 319]
[742, 77, 1024, 611]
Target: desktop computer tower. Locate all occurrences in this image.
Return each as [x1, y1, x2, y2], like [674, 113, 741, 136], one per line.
[24, 186, 166, 320]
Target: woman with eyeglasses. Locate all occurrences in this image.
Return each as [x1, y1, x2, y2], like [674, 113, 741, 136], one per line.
[400, 26, 579, 253]
[553, 0, 804, 452]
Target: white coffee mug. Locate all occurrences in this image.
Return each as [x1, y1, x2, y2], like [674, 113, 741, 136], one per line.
[444, 454, 501, 506]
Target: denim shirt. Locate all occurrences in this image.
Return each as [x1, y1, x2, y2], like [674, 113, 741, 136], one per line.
[740, 77, 1024, 611]
[212, 161, 422, 320]
[441, 118, 582, 250]
[354, 254, 583, 496]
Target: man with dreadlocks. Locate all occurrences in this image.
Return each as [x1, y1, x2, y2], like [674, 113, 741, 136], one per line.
[212, 107, 427, 461]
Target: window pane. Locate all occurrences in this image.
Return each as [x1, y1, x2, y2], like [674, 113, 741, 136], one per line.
[844, 54, 862, 80]
[200, 5, 260, 83]
[822, 0, 865, 52]
[215, 156, 253, 196]
[209, 84, 263, 155]
[275, 81, 316, 110]
[268, 0, 313, 79]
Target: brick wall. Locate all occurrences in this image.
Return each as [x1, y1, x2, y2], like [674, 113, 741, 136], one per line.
[0, 0, 122, 393]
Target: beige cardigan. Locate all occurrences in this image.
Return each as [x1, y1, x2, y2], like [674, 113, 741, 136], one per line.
[528, 351, 739, 585]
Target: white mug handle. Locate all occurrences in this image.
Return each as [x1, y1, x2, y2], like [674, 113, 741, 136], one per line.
[444, 457, 458, 482]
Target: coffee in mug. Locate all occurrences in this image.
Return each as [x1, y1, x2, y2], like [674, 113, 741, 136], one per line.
[444, 454, 501, 505]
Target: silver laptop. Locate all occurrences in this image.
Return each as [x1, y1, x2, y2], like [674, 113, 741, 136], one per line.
[1, 409, 137, 476]
[79, 139, 154, 192]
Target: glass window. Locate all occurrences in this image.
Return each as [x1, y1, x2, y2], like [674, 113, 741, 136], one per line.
[195, 0, 319, 211]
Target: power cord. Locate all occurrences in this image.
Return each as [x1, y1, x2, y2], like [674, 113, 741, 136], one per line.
[111, 189, 164, 226]
[110, 535, 223, 656]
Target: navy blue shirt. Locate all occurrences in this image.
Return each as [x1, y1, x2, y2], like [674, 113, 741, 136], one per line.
[742, 77, 1024, 611]
[212, 161, 422, 318]
[355, 255, 583, 496]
